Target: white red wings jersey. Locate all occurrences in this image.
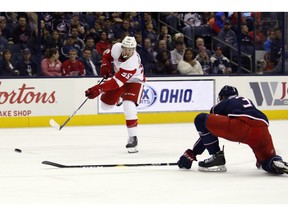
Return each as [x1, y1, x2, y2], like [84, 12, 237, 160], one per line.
[110, 43, 146, 87]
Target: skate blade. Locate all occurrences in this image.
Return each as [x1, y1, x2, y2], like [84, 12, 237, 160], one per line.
[198, 165, 227, 172]
[127, 147, 138, 153]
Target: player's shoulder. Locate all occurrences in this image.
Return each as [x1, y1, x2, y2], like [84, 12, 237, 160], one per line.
[112, 43, 122, 52]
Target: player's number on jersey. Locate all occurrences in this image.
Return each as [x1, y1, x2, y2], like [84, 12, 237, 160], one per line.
[121, 72, 133, 80]
[242, 97, 253, 108]
[235, 96, 253, 108]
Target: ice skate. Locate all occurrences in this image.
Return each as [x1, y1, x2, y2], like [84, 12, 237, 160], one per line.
[272, 160, 288, 174]
[198, 147, 227, 172]
[126, 136, 138, 153]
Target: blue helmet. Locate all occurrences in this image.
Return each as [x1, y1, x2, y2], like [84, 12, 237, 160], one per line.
[218, 85, 238, 101]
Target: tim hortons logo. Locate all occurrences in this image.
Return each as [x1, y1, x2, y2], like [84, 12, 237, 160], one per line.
[0, 82, 56, 104]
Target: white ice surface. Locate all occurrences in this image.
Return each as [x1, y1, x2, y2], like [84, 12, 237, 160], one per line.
[1, 121, 288, 216]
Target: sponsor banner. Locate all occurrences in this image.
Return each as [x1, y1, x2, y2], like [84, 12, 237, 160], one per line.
[0, 78, 98, 117]
[249, 81, 288, 107]
[98, 80, 215, 113]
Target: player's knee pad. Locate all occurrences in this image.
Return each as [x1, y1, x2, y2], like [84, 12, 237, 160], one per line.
[123, 100, 137, 120]
[101, 102, 114, 110]
[194, 113, 208, 133]
[261, 155, 283, 174]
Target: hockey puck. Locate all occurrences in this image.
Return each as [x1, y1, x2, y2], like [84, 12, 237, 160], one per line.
[15, 148, 22, 153]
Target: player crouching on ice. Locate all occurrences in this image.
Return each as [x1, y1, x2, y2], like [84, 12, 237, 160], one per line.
[177, 85, 288, 175]
[85, 36, 146, 153]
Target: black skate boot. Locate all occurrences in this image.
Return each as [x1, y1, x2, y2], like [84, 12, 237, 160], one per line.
[126, 136, 138, 153]
[198, 146, 227, 172]
[272, 160, 288, 174]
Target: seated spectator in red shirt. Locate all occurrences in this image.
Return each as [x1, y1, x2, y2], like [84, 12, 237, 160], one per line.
[61, 48, 85, 76]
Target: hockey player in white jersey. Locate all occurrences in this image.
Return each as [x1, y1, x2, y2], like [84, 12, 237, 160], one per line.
[85, 36, 146, 153]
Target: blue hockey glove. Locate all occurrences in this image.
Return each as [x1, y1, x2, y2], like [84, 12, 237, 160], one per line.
[177, 149, 197, 169]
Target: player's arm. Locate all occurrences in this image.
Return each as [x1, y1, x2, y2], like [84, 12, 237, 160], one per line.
[85, 68, 136, 99]
[100, 48, 113, 79]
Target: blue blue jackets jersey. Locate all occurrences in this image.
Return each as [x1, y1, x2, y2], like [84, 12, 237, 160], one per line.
[210, 95, 269, 126]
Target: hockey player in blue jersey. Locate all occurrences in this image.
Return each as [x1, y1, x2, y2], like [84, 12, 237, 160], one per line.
[177, 85, 288, 174]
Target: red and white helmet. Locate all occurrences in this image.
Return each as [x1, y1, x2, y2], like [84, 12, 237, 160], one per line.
[121, 36, 137, 49]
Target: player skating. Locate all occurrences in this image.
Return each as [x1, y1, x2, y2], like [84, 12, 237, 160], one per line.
[85, 36, 146, 153]
[177, 85, 288, 174]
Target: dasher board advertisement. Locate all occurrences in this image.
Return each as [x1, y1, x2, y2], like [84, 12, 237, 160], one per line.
[98, 80, 215, 113]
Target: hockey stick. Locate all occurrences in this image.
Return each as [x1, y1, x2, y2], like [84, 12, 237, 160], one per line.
[49, 97, 89, 130]
[42, 160, 178, 168]
[49, 78, 105, 130]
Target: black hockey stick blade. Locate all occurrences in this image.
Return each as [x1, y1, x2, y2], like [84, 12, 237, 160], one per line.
[42, 160, 178, 168]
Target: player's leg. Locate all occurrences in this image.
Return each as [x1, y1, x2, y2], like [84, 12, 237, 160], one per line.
[194, 113, 226, 172]
[122, 82, 144, 153]
[261, 155, 288, 174]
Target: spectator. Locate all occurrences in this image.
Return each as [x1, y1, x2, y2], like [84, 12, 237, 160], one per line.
[102, 17, 115, 39]
[27, 28, 47, 57]
[134, 31, 143, 54]
[0, 49, 19, 76]
[154, 49, 176, 74]
[195, 47, 212, 74]
[143, 22, 158, 47]
[153, 39, 169, 60]
[210, 46, 232, 74]
[182, 12, 203, 47]
[143, 12, 157, 31]
[60, 36, 82, 62]
[96, 31, 111, 56]
[260, 52, 288, 75]
[0, 16, 12, 41]
[194, 37, 212, 57]
[139, 37, 156, 75]
[61, 48, 85, 76]
[41, 47, 62, 76]
[248, 25, 266, 50]
[80, 48, 98, 76]
[208, 12, 226, 35]
[84, 36, 101, 72]
[15, 48, 37, 76]
[68, 26, 85, 52]
[270, 28, 282, 66]
[241, 24, 253, 55]
[12, 15, 32, 46]
[218, 20, 237, 48]
[177, 48, 203, 75]
[68, 13, 88, 35]
[46, 30, 64, 52]
[170, 40, 185, 70]
[157, 25, 172, 43]
[157, 27, 173, 51]
[170, 32, 186, 50]
[263, 28, 275, 52]
[114, 18, 135, 39]
[0, 28, 8, 56]
[87, 20, 102, 43]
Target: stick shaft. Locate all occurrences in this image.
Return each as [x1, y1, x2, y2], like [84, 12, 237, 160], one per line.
[52, 77, 105, 130]
[59, 97, 88, 130]
[42, 160, 178, 168]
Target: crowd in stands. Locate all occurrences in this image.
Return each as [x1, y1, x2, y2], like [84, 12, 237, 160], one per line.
[0, 12, 286, 77]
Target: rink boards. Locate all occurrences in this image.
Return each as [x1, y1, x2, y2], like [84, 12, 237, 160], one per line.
[1, 76, 288, 128]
